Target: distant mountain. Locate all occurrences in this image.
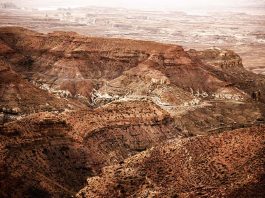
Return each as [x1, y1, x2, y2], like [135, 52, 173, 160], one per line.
[0, 2, 19, 9]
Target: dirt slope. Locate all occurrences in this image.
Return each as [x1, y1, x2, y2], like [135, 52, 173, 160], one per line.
[77, 126, 265, 198]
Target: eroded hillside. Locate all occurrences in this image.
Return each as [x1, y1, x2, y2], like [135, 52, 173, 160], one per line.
[0, 27, 264, 197]
[77, 126, 265, 198]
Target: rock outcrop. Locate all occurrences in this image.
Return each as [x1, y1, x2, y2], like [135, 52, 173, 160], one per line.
[0, 59, 86, 120]
[188, 48, 243, 69]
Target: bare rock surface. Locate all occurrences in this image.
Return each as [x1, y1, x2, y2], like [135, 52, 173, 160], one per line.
[0, 58, 86, 121]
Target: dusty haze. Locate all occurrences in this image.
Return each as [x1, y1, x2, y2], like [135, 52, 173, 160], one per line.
[2, 0, 265, 11]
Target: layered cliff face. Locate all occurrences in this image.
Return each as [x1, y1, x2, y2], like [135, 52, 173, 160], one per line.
[0, 58, 86, 124]
[0, 27, 248, 100]
[1, 27, 264, 105]
[188, 48, 243, 69]
[66, 100, 183, 172]
[0, 27, 264, 197]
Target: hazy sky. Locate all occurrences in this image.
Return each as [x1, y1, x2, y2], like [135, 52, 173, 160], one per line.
[2, 0, 265, 10]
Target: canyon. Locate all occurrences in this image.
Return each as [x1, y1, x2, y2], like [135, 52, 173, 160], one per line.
[0, 27, 264, 197]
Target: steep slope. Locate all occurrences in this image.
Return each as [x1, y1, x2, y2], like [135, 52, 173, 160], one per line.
[188, 48, 265, 103]
[77, 126, 265, 198]
[0, 100, 182, 197]
[65, 100, 183, 172]
[0, 58, 86, 124]
[0, 27, 245, 100]
[0, 114, 91, 197]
